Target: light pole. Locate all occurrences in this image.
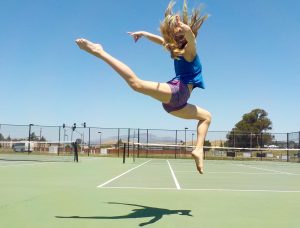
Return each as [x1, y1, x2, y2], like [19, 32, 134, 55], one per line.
[184, 127, 188, 154]
[98, 131, 102, 154]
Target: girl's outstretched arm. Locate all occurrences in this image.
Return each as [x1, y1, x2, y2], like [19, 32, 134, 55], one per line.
[127, 31, 164, 45]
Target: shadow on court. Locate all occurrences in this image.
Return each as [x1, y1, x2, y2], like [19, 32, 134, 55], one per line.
[56, 202, 193, 226]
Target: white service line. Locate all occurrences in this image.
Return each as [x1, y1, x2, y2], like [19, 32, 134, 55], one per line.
[237, 164, 297, 175]
[97, 160, 151, 188]
[0, 161, 62, 167]
[167, 160, 181, 190]
[174, 171, 298, 175]
[98, 186, 300, 193]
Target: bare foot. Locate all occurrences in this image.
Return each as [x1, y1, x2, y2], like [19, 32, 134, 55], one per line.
[191, 148, 204, 174]
[75, 38, 104, 57]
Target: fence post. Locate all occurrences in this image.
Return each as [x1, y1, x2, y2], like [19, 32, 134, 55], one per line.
[298, 131, 300, 163]
[298, 131, 300, 149]
[137, 128, 140, 158]
[58, 126, 61, 156]
[123, 143, 126, 164]
[146, 129, 149, 158]
[260, 132, 263, 161]
[127, 128, 130, 157]
[175, 130, 178, 159]
[88, 127, 91, 156]
[287, 133, 289, 162]
[28, 124, 33, 154]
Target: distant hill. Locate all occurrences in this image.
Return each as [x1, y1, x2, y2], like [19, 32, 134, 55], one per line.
[90, 133, 183, 145]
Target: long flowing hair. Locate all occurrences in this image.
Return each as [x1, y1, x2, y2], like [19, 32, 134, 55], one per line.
[160, 0, 209, 59]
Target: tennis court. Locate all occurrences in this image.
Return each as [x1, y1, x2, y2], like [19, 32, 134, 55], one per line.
[1, 154, 300, 228]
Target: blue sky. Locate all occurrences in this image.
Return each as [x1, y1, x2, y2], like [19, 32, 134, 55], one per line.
[0, 0, 299, 133]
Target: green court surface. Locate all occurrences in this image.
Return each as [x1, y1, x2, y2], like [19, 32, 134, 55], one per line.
[1, 155, 300, 228]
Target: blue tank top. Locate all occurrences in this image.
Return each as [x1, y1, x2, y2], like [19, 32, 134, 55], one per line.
[173, 54, 205, 89]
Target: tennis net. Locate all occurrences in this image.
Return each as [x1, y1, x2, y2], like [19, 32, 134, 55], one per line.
[120, 142, 300, 163]
[0, 141, 80, 163]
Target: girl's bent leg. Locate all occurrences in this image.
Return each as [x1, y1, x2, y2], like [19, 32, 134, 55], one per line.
[170, 104, 212, 174]
[76, 38, 172, 103]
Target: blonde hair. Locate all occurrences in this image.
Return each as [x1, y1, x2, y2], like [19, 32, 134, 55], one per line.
[160, 0, 209, 59]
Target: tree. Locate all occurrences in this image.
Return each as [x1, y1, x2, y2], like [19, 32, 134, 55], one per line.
[75, 138, 82, 144]
[0, 133, 4, 141]
[204, 140, 211, 147]
[116, 139, 123, 148]
[29, 132, 39, 141]
[226, 109, 273, 148]
[40, 136, 46, 142]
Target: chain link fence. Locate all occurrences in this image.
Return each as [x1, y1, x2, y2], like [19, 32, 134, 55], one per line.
[0, 123, 299, 162]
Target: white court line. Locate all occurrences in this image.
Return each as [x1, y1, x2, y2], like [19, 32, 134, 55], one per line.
[97, 160, 152, 188]
[167, 160, 181, 190]
[174, 171, 300, 175]
[0, 161, 64, 167]
[237, 164, 297, 175]
[183, 188, 300, 193]
[99, 186, 300, 193]
[101, 186, 176, 190]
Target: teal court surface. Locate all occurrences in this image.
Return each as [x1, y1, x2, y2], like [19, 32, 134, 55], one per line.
[1, 155, 300, 228]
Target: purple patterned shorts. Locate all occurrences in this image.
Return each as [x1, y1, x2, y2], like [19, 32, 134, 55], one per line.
[162, 79, 191, 113]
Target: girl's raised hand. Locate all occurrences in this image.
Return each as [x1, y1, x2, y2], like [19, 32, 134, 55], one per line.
[127, 31, 143, 43]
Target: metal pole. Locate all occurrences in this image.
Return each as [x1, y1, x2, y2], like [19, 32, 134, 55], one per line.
[123, 143, 126, 164]
[137, 128, 140, 158]
[98, 131, 101, 154]
[175, 130, 178, 159]
[58, 126, 61, 156]
[117, 128, 120, 157]
[260, 132, 263, 161]
[184, 127, 188, 156]
[127, 128, 130, 157]
[28, 124, 33, 154]
[298, 131, 300, 149]
[298, 131, 300, 163]
[146, 129, 149, 158]
[88, 127, 90, 156]
[287, 133, 289, 162]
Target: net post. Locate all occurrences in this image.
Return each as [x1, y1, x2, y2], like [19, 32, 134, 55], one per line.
[123, 143, 126, 164]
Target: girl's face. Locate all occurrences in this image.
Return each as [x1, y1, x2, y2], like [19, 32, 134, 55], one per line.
[170, 15, 187, 48]
[170, 15, 183, 35]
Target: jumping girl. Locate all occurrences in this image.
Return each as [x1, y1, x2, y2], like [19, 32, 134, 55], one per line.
[76, 0, 211, 174]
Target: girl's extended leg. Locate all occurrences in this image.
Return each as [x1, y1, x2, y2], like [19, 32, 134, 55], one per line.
[170, 104, 212, 174]
[75, 38, 172, 103]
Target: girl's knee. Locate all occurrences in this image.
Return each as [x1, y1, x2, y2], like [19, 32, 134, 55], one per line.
[200, 111, 212, 123]
[206, 112, 212, 123]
